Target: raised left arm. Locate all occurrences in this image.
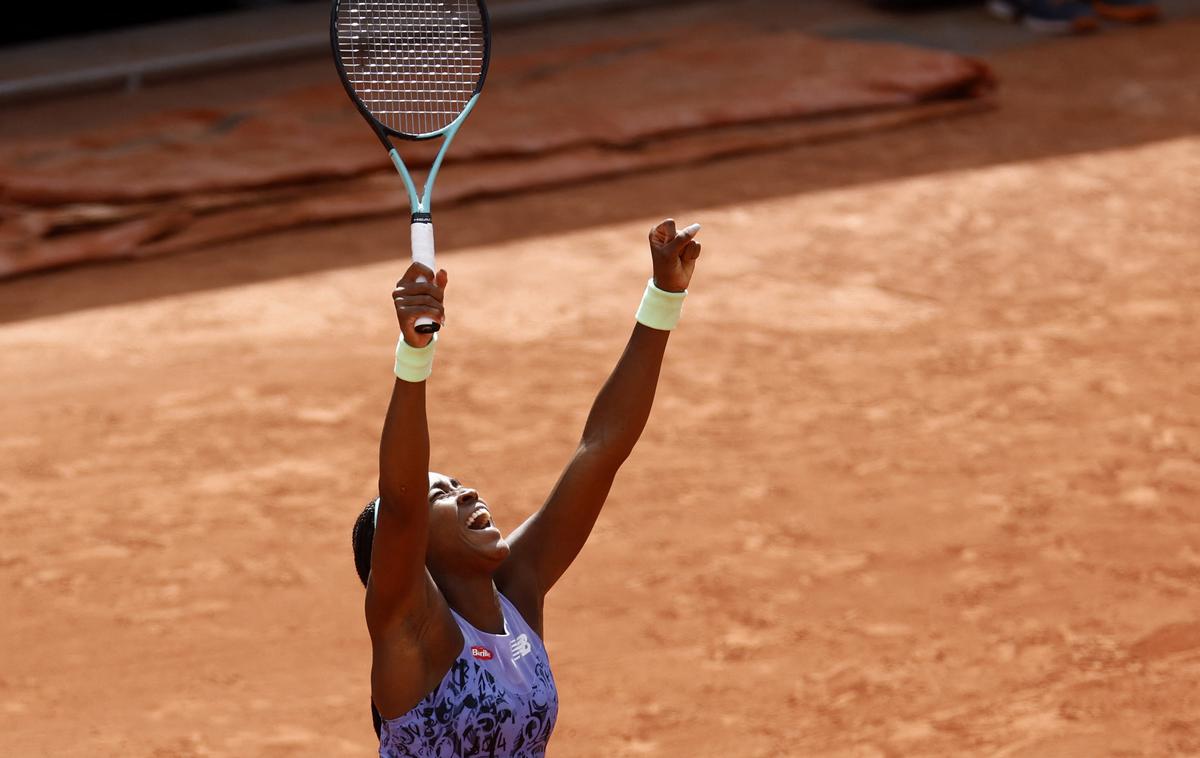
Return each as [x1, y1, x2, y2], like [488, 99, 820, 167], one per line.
[497, 219, 702, 596]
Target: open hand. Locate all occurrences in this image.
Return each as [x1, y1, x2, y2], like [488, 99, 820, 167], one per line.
[648, 219, 702, 293]
[392, 262, 447, 348]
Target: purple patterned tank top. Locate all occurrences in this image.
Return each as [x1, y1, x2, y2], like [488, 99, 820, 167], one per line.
[379, 592, 558, 758]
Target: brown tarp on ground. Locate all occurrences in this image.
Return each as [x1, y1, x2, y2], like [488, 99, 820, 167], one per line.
[0, 26, 994, 278]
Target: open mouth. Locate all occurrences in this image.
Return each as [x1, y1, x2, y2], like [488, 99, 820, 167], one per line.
[465, 506, 493, 531]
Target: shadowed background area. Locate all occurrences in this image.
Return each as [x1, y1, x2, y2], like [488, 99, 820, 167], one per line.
[1, 1, 1198, 756]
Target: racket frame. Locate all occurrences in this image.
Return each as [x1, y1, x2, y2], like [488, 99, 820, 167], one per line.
[330, 0, 491, 332]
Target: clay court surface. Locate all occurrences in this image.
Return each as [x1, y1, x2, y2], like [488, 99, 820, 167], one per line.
[2, 5, 1199, 757]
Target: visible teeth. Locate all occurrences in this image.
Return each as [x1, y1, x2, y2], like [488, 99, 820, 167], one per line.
[467, 508, 490, 529]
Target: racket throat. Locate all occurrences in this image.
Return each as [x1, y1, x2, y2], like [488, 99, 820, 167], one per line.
[388, 148, 426, 215]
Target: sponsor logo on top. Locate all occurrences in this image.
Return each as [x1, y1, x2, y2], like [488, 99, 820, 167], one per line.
[471, 645, 494, 660]
[510, 633, 532, 661]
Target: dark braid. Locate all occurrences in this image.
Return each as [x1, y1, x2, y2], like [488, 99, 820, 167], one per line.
[351, 498, 384, 737]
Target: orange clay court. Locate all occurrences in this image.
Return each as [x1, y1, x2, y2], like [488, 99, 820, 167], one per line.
[0, 2, 1198, 756]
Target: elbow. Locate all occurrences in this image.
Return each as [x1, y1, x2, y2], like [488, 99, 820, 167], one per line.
[378, 476, 422, 507]
[576, 435, 632, 470]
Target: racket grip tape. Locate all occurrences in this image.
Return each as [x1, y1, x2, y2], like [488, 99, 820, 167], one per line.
[410, 218, 440, 334]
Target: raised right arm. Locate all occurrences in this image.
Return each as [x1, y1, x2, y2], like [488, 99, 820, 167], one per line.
[366, 263, 447, 624]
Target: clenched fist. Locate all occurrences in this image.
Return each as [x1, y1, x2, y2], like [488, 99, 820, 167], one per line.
[392, 262, 447, 348]
[648, 219, 702, 293]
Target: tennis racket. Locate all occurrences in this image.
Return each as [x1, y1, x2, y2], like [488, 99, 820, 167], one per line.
[331, 0, 491, 333]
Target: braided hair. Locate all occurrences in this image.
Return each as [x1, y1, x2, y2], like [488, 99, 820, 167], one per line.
[351, 498, 384, 738]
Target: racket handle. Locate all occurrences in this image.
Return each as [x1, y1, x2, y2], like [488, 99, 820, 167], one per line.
[410, 218, 440, 334]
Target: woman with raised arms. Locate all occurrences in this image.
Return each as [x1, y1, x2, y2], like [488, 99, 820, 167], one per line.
[351, 218, 703, 757]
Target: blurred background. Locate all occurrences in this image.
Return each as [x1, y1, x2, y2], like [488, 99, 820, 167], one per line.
[2, 1, 1198, 756]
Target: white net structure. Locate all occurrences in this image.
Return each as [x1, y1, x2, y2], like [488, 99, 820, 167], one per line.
[335, 1, 487, 137]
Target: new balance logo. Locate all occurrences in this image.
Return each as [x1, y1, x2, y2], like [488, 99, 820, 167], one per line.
[510, 633, 532, 661]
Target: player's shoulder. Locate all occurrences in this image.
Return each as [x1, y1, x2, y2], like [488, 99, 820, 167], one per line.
[496, 562, 544, 639]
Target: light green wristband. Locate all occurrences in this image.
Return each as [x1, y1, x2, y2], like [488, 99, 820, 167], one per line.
[635, 278, 687, 331]
[394, 333, 437, 382]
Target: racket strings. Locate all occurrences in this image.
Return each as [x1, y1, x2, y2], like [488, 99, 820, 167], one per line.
[336, 0, 485, 136]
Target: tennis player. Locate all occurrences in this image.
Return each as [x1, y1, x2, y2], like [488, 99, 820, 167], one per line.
[350, 218, 702, 757]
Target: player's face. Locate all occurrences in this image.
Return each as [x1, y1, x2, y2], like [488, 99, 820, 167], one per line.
[426, 472, 509, 571]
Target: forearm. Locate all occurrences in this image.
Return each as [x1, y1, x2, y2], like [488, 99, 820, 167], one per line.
[378, 379, 430, 509]
[379, 261, 446, 510]
[579, 322, 670, 463]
